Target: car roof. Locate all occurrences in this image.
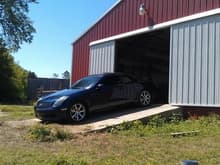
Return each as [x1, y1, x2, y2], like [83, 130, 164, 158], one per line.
[89, 72, 126, 77]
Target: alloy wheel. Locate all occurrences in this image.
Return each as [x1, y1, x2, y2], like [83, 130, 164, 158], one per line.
[69, 103, 86, 122]
[139, 90, 151, 106]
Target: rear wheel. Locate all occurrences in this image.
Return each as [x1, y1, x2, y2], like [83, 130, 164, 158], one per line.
[138, 90, 151, 106]
[67, 103, 87, 122]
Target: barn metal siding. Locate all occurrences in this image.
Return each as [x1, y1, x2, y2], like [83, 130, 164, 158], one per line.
[169, 14, 220, 106]
[72, 0, 220, 82]
[89, 41, 115, 75]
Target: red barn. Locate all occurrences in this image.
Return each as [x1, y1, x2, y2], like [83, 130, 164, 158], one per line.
[71, 0, 220, 113]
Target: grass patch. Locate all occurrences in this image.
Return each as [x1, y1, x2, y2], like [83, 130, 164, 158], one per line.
[0, 104, 34, 121]
[0, 110, 220, 164]
[0, 148, 89, 165]
[109, 113, 220, 137]
[27, 124, 73, 142]
[51, 157, 88, 165]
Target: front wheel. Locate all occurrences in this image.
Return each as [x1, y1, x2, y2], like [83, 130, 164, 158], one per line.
[138, 90, 151, 106]
[67, 103, 87, 122]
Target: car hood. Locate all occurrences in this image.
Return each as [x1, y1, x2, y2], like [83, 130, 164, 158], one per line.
[40, 89, 83, 101]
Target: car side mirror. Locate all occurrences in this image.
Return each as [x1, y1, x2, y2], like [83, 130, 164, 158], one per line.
[96, 83, 104, 90]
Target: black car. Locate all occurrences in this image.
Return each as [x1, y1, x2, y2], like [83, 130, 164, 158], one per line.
[34, 73, 152, 122]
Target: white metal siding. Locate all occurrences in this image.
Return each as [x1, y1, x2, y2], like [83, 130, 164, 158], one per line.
[170, 14, 220, 106]
[89, 41, 115, 75]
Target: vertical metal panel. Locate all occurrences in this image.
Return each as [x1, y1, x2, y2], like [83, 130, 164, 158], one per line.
[194, 0, 201, 13]
[170, 14, 220, 106]
[182, 24, 190, 104]
[194, 23, 202, 104]
[162, 0, 168, 22]
[72, 0, 220, 83]
[158, 0, 163, 23]
[177, 26, 184, 104]
[201, 21, 208, 104]
[169, 26, 178, 104]
[189, 24, 196, 104]
[215, 20, 220, 104]
[89, 41, 115, 75]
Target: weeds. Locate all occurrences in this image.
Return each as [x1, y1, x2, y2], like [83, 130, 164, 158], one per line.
[1, 112, 220, 164]
[109, 113, 220, 137]
[168, 112, 183, 124]
[52, 157, 88, 165]
[148, 115, 166, 127]
[27, 125, 72, 142]
[198, 114, 220, 126]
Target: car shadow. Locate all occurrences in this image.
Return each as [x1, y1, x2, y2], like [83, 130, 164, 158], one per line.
[84, 104, 161, 123]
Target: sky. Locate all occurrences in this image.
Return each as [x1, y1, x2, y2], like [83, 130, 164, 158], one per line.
[13, 0, 118, 78]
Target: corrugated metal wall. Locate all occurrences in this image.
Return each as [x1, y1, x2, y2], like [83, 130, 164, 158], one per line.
[169, 14, 220, 106]
[89, 41, 115, 75]
[72, 0, 220, 82]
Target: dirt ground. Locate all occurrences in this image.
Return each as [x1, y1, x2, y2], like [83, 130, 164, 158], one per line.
[0, 111, 8, 117]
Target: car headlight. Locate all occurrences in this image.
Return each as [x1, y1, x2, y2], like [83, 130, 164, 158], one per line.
[52, 96, 69, 108]
[34, 97, 43, 107]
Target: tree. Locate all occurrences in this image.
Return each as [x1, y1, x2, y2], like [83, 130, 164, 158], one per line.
[0, 46, 28, 103]
[0, 0, 37, 51]
[62, 70, 70, 79]
[53, 73, 59, 78]
[28, 71, 37, 78]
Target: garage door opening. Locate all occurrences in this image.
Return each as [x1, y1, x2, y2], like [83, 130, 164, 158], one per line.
[115, 28, 170, 104]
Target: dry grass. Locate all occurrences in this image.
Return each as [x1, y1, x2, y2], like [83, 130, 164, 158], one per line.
[0, 105, 34, 121]
[0, 114, 220, 165]
[0, 105, 220, 164]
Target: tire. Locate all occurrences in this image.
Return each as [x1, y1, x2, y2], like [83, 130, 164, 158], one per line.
[138, 90, 151, 106]
[67, 103, 87, 122]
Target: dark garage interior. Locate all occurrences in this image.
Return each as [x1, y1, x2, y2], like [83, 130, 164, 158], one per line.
[115, 28, 170, 103]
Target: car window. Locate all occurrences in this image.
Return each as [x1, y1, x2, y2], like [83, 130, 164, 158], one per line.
[120, 76, 134, 84]
[100, 75, 120, 85]
[71, 76, 101, 89]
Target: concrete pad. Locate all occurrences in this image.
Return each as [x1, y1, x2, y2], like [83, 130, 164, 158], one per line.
[63, 104, 181, 134]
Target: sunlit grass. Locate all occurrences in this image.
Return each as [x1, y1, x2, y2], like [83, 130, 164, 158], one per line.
[0, 113, 220, 165]
[0, 104, 34, 121]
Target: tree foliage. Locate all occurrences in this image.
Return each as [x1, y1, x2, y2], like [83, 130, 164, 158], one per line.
[53, 73, 59, 78]
[62, 70, 70, 79]
[0, 0, 37, 51]
[28, 71, 37, 78]
[0, 46, 28, 103]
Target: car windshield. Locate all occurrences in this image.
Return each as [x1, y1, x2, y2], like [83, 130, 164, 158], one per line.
[71, 76, 101, 89]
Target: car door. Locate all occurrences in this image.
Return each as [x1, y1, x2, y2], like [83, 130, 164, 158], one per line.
[119, 75, 141, 102]
[89, 75, 122, 111]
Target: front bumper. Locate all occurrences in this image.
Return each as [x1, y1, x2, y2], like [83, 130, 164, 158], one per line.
[34, 107, 68, 121]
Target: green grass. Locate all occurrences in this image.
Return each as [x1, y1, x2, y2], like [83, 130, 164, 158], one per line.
[0, 112, 220, 165]
[0, 104, 34, 121]
[109, 114, 220, 137]
[27, 124, 73, 142]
